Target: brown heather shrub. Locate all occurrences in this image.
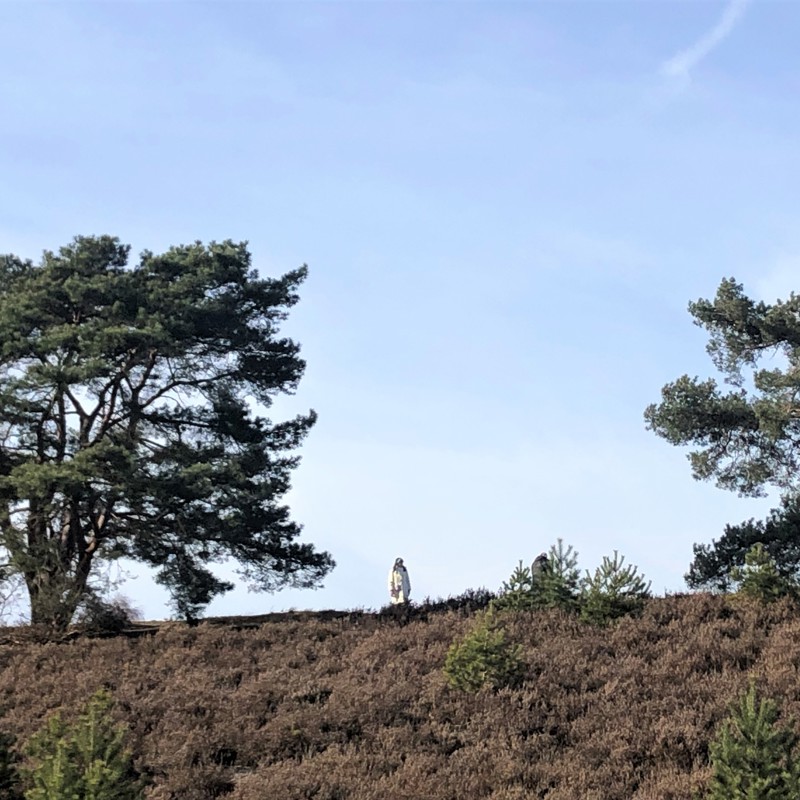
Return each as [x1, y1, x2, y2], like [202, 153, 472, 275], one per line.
[2, 594, 800, 797]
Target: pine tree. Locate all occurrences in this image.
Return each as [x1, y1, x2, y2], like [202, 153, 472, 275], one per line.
[443, 608, 526, 692]
[494, 541, 582, 613]
[24, 714, 79, 800]
[494, 561, 536, 611]
[535, 539, 581, 612]
[731, 543, 797, 603]
[580, 551, 652, 625]
[686, 496, 800, 591]
[24, 690, 143, 800]
[0, 237, 332, 628]
[706, 683, 800, 799]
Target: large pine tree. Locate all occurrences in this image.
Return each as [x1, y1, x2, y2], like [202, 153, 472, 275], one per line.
[646, 278, 800, 584]
[0, 236, 333, 626]
[646, 278, 800, 497]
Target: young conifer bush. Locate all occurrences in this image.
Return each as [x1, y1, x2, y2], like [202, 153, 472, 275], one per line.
[443, 608, 525, 692]
[23, 689, 143, 800]
[494, 539, 582, 613]
[532, 539, 582, 612]
[580, 551, 652, 625]
[494, 561, 537, 611]
[705, 682, 800, 799]
[730, 543, 797, 603]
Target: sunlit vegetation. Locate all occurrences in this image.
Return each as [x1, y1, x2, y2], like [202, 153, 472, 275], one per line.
[0, 592, 799, 798]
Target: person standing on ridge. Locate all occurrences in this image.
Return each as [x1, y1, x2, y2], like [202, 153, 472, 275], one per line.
[388, 557, 411, 604]
[532, 552, 550, 583]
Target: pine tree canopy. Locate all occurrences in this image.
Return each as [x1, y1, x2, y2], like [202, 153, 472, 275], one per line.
[645, 278, 800, 588]
[686, 496, 800, 591]
[645, 278, 800, 498]
[0, 235, 333, 626]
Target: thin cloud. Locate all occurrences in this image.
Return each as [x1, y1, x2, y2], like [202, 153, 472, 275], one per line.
[661, 0, 750, 81]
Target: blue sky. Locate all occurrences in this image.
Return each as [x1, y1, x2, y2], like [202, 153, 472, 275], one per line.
[1, 0, 798, 619]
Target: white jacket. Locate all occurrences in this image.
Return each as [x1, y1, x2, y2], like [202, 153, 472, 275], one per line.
[388, 565, 411, 604]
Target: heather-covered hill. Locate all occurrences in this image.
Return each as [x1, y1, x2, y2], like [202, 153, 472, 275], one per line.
[2, 594, 799, 800]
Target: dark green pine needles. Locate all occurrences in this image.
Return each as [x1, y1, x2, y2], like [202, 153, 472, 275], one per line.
[0, 236, 333, 627]
[707, 683, 800, 800]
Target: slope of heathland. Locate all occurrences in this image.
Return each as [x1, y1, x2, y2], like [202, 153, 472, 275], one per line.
[2, 593, 799, 799]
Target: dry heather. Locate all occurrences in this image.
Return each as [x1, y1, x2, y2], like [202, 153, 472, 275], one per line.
[1, 594, 800, 799]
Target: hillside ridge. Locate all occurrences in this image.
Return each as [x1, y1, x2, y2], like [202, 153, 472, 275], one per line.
[1, 593, 797, 799]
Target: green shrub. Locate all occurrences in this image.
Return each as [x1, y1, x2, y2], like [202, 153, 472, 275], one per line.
[494, 561, 537, 611]
[24, 689, 143, 800]
[705, 682, 800, 799]
[494, 540, 581, 613]
[443, 609, 525, 693]
[730, 543, 797, 603]
[533, 539, 582, 612]
[580, 551, 651, 625]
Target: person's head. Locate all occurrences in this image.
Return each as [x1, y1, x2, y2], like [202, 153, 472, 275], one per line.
[394, 557, 404, 568]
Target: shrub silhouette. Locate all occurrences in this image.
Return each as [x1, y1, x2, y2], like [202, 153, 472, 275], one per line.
[580, 551, 652, 625]
[443, 608, 525, 692]
[705, 682, 800, 799]
[23, 689, 143, 800]
[74, 593, 142, 635]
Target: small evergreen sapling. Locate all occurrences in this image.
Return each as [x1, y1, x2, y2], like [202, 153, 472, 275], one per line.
[705, 682, 800, 799]
[494, 540, 582, 613]
[495, 561, 536, 611]
[730, 543, 797, 603]
[536, 539, 582, 612]
[580, 551, 652, 625]
[24, 690, 143, 800]
[24, 714, 76, 800]
[443, 608, 526, 692]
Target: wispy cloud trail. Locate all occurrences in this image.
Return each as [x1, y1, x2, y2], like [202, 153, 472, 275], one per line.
[661, 0, 750, 81]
